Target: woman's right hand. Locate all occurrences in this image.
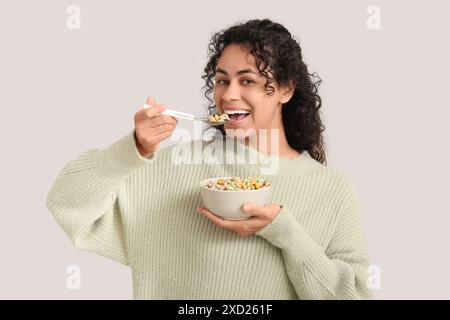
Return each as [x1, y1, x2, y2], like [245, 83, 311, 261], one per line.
[134, 96, 178, 158]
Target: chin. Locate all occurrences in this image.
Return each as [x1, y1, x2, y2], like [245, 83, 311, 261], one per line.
[224, 125, 257, 140]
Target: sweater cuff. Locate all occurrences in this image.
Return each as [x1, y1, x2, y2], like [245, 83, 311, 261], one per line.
[95, 129, 158, 177]
[255, 205, 324, 257]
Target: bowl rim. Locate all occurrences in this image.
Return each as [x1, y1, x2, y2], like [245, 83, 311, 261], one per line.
[199, 176, 272, 193]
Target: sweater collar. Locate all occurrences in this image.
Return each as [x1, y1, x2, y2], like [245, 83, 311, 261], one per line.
[212, 136, 318, 176]
[232, 136, 312, 161]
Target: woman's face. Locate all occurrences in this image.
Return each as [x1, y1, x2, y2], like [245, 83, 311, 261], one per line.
[213, 44, 294, 135]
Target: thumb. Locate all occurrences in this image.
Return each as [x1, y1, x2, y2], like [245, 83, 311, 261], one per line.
[242, 202, 257, 214]
[143, 96, 157, 109]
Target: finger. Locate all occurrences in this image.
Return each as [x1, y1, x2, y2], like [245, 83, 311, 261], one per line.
[138, 130, 172, 152]
[198, 207, 234, 229]
[136, 103, 164, 121]
[139, 96, 158, 114]
[139, 113, 177, 128]
[148, 123, 177, 136]
[143, 100, 178, 125]
[242, 202, 270, 218]
[137, 103, 167, 121]
[145, 96, 157, 107]
[155, 115, 178, 127]
[139, 100, 178, 126]
[135, 118, 177, 143]
[151, 127, 176, 142]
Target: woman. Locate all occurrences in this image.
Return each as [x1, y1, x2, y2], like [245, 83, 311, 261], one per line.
[47, 19, 373, 299]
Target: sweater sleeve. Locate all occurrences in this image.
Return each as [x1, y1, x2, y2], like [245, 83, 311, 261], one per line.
[255, 178, 373, 300]
[46, 130, 157, 265]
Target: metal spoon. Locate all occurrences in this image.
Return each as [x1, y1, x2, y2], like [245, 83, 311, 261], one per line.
[142, 104, 228, 126]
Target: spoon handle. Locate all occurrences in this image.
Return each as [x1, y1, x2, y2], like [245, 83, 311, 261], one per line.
[142, 104, 206, 121]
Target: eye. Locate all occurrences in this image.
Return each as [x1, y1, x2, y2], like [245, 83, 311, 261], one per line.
[215, 79, 254, 86]
[216, 79, 228, 85]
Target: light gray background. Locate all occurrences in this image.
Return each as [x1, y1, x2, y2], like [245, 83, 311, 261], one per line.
[1, 0, 449, 299]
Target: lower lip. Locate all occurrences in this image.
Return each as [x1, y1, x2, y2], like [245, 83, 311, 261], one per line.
[225, 113, 251, 125]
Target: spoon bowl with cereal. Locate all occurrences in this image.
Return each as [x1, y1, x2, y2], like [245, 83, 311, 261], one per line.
[142, 104, 229, 126]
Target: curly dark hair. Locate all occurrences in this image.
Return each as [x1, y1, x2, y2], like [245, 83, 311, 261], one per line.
[201, 18, 327, 165]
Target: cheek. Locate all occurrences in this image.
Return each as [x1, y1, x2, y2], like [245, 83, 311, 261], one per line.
[251, 101, 278, 121]
[213, 89, 222, 111]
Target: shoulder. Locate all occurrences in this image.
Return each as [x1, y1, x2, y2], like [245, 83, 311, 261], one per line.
[303, 166, 362, 232]
[320, 166, 360, 214]
[302, 162, 359, 206]
[303, 153, 356, 188]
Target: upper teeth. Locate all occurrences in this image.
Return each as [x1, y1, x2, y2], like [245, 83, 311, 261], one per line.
[224, 109, 250, 115]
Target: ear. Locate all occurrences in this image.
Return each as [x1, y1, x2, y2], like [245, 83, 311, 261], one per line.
[279, 80, 296, 104]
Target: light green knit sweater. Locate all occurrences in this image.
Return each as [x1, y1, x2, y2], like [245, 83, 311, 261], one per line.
[46, 129, 373, 300]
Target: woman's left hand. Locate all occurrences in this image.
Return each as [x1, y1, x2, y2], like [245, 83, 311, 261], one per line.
[197, 203, 282, 236]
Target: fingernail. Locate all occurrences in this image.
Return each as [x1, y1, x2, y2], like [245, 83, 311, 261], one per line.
[243, 204, 251, 211]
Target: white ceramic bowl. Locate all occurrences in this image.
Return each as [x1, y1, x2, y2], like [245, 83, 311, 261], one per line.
[199, 177, 273, 220]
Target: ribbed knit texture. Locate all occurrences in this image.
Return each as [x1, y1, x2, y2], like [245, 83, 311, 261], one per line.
[46, 130, 373, 300]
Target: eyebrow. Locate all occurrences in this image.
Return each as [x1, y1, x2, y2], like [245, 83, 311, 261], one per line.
[215, 68, 259, 76]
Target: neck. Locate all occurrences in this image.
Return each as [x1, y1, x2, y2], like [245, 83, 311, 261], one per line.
[242, 120, 300, 159]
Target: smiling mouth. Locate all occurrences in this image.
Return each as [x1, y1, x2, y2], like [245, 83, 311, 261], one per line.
[227, 113, 250, 121]
[223, 110, 251, 122]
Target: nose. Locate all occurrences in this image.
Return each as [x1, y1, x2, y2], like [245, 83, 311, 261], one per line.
[221, 80, 241, 102]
